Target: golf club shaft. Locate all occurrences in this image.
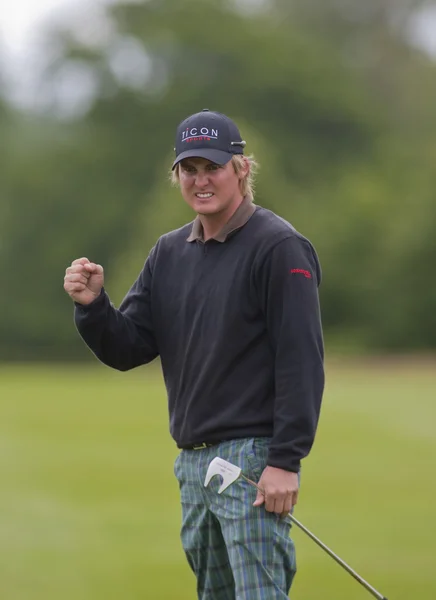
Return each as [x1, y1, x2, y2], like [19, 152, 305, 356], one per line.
[288, 513, 387, 600]
[242, 475, 387, 600]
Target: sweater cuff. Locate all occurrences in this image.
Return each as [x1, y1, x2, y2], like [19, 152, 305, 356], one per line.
[74, 288, 106, 311]
[267, 451, 301, 473]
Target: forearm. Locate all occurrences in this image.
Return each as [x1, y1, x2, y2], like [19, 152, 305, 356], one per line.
[74, 289, 158, 370]
[268, 354, 325, 472]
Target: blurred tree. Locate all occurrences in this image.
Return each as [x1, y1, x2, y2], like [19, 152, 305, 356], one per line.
[1, 0, 436, 358]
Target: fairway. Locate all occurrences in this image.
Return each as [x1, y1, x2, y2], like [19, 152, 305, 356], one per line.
[0, 359, 435, 599]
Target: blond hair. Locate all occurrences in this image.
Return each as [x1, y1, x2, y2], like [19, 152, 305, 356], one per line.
[170, 154, 259, 199]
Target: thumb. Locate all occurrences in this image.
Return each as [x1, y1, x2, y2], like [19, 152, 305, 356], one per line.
[253, 490, 265, 507]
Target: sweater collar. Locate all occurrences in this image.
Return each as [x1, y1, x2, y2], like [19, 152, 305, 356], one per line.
[187, 195, 256, 243]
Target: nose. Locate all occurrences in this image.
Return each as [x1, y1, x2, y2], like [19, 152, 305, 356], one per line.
[195, 170, 210, 188]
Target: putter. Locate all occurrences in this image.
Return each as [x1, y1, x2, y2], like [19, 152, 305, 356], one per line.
[204, 457, 388, 600]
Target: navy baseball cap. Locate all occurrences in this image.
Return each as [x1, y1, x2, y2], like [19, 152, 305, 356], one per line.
[172, 109, 246, 169]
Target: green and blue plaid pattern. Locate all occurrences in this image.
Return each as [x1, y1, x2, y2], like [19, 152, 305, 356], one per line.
[174, 438, 296, 599]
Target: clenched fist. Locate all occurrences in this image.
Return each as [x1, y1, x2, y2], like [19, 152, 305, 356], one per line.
[64, 257, 104, 305]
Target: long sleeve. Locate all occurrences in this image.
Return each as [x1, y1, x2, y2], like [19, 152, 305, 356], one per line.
[256, 235, 325, 472]
[74, 253, 159, 371]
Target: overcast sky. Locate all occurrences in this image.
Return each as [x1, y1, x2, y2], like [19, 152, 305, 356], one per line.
[0, 0, 114, 115]
[0, 0, 75, 58]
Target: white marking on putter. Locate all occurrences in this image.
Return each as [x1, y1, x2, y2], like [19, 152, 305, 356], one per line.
[204, 457, 242, 493]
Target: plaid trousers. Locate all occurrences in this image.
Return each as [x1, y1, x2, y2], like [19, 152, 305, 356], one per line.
[174, 438, 297, 600]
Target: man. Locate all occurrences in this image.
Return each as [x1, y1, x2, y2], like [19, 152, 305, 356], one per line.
[64, 108, 325, 599]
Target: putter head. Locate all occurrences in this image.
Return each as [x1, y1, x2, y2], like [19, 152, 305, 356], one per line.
[204, 457, 242, 493]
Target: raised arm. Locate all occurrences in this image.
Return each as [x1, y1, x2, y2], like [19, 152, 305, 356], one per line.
[64, 254, 159, 371]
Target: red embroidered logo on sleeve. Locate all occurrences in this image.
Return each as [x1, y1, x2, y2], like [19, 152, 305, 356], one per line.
[290, 268, 312, 279]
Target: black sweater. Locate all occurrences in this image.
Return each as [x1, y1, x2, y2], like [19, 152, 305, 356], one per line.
[74, 205, 325, 472]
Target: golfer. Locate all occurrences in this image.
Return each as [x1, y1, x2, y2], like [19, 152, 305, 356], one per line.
[64, 109, 325, 599]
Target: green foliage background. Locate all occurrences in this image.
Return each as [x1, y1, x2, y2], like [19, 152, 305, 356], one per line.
[1, 0, 436, 359]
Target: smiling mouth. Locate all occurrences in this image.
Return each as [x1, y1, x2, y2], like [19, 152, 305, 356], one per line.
[195, 193, 214, 199]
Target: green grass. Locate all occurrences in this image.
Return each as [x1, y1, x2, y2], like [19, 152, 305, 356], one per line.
[0, 359, 435, 599]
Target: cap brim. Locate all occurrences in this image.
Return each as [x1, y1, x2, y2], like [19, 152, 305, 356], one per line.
[172, 149, 233, 170]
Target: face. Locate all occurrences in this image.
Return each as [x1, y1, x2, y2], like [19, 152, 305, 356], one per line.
[178, 157, 247, 217]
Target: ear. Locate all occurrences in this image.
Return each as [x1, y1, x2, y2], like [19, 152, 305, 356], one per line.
[238, 157, 250, 180]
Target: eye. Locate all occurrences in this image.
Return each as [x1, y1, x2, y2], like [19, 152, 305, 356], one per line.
[182, 165, 196, 174]
[206, 164, 221, 171]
